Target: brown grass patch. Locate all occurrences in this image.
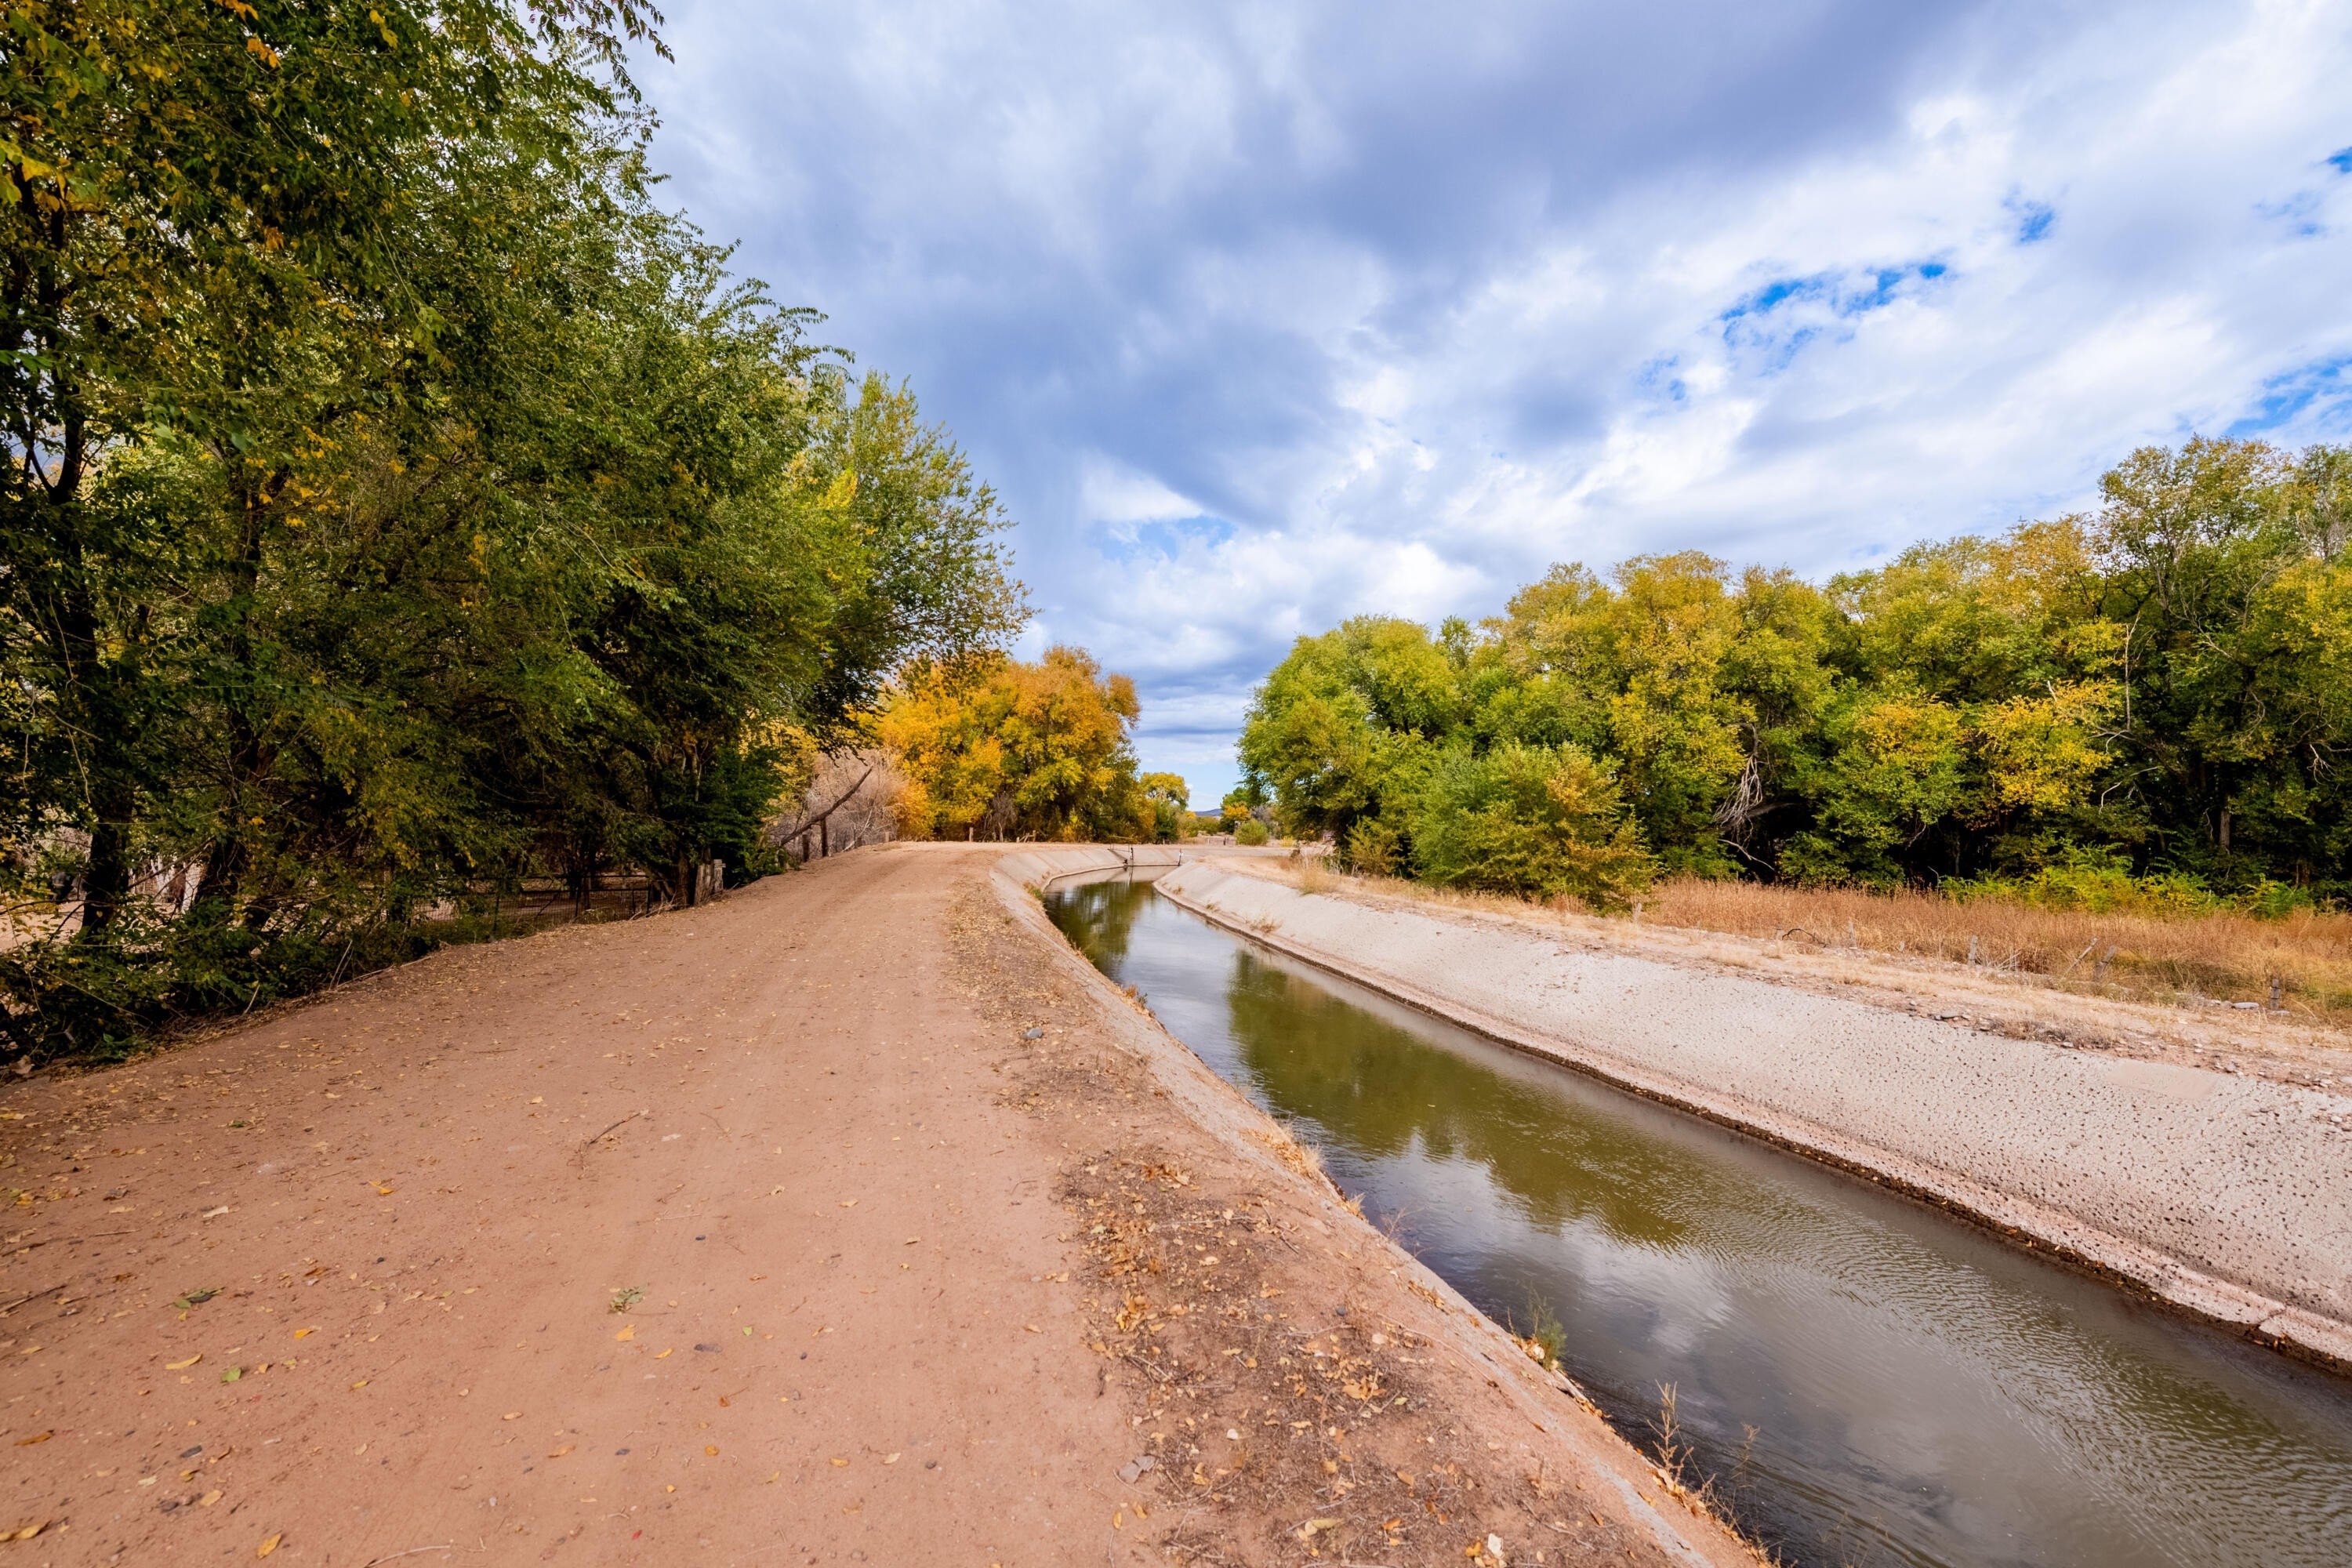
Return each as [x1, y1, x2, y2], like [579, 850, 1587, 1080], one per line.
[1640, 877, 2352, 1018]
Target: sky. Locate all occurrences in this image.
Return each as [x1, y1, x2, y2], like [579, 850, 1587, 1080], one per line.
[636, 0, 2352, 808]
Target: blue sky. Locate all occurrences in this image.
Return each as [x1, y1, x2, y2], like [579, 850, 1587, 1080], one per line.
[638, 0, 2352, 808]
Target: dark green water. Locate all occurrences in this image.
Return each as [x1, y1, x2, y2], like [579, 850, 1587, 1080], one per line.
[1046, 874, 2352, 1568]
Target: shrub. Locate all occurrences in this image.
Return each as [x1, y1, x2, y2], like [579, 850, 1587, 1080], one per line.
[1233, 818, 1271, 847]
[1409, 742, 1654, 909]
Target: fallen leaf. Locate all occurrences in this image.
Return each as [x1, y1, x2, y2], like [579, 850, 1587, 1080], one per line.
[548, 1445, 574, 1458]
[221, 1367, 242, 1383]
[13, 1432, 51, 1446]
[374, 1185, 394, 1196]
[10, 1523, 45, 1541]
[350, 1380, 368, 1390]
[703, 1444, 718, 1456]
[292, 1328, 314, 1339]
[165, 1354, 203, 1370]
[202, 1206, 230, 1218]
[528, 1097, 544, 1105]
[655, 1348, 673, 1359]
[883, 1453, 900, 1465]
[614, 1324, 635, 1341]
[257, 1534, 282, 1557]
[829, 1457, 848, 1468]
[502, 1411, 521, 1421]
[837, 1198, 858, 1208]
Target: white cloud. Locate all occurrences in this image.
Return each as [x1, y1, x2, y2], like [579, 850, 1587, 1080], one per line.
[640, 0, 2352, 804]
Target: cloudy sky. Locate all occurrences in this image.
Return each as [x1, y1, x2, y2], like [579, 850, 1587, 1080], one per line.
[638, 0, 2352, 807]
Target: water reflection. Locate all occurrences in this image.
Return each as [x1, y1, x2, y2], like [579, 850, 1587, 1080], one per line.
[1048, 875, 2352, 1568]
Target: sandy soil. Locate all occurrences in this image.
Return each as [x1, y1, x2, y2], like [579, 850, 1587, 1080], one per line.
[0, 844, 1751, 1567]
[1156, 858, 2352, 1368]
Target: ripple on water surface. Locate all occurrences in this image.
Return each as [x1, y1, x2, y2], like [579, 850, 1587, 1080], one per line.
[1047, 875, 2352, 1568]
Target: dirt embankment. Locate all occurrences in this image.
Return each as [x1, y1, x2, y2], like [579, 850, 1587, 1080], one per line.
[0, 844, 1753, 1567]
[1155, 858, 2352, 1369]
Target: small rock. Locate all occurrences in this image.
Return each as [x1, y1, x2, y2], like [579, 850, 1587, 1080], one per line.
[1022, 1027, 1044, 1040]
[1117, 1454, 1156, 1483]
[693, 1343, 720, 1353]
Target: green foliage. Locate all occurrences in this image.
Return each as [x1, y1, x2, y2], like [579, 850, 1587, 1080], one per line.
[1409, 743, 1653, 908]
[1242, 437, 2352, 909]
[1140, 773, 1192, 843]
[1232, 818, 1271, 848]
[0, 2, 1022, 1058]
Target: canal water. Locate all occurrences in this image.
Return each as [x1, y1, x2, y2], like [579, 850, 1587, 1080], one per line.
[1046, 873, 2352, 1568]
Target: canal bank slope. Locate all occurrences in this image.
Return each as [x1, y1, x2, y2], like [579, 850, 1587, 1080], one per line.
[0, 843, 1757, 1568]
[1152, 858, 2352, 1368]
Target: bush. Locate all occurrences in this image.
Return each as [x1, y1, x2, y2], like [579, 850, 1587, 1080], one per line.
[1409, 742, 1654, 909]
[1942, 851, 2319, 920]
[1233, 818, 1271, 847]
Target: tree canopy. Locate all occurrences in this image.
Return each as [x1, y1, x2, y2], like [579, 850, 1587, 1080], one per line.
[878, 648, 1154, 844]
[1, 1, 1023, 1057]
[1240, 438, 2352, 909]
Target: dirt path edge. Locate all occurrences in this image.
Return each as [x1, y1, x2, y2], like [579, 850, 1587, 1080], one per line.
[1149, 859, 2352, 1374]
[989, 846, 1762, 1566]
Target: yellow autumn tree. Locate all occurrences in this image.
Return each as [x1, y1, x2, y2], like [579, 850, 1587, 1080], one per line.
[879, 648, 1152, 841]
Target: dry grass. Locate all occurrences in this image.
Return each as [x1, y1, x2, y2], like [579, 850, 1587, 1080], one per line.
[1639, 877, 2352, 1018]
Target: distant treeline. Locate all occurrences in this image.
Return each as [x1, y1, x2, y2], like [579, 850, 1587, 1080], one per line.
[1241, 438, 2352, 910]
[2, 2, 1021, 1057]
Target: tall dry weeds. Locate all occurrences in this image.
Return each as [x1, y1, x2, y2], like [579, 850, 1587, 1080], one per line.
[1650, 877, 2352, 1017]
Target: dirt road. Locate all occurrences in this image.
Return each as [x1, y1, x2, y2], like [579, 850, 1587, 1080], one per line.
[0, 846, 1748, 1566]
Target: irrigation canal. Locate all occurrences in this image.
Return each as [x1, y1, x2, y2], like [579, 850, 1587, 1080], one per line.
[1046, 873, 2352, 1568]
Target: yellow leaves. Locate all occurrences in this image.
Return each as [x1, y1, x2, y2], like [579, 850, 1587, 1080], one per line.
[13, 1432, 50, 1446]
[829, 1457, 849, 1468]
[350, 1380, 368, 1390]
[655, 1348, 673, 1359]
[200, 1490, 223, 1508]
[1972, 681, 2118, 815]
[166, 1354, 202, 1370]
[501, 1411, 521, 1421]
[256, 1533, 282, 1557]
[7, 1522, 48, 1541]
[702, 1444, 718, 1457]
[245, 37, 281, 70]
[292, 1327, 315, 1339]
[614, 1323, 634, 1341]
[374, 1184, 395, 1196]
[547, 1444, 574, 1459]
